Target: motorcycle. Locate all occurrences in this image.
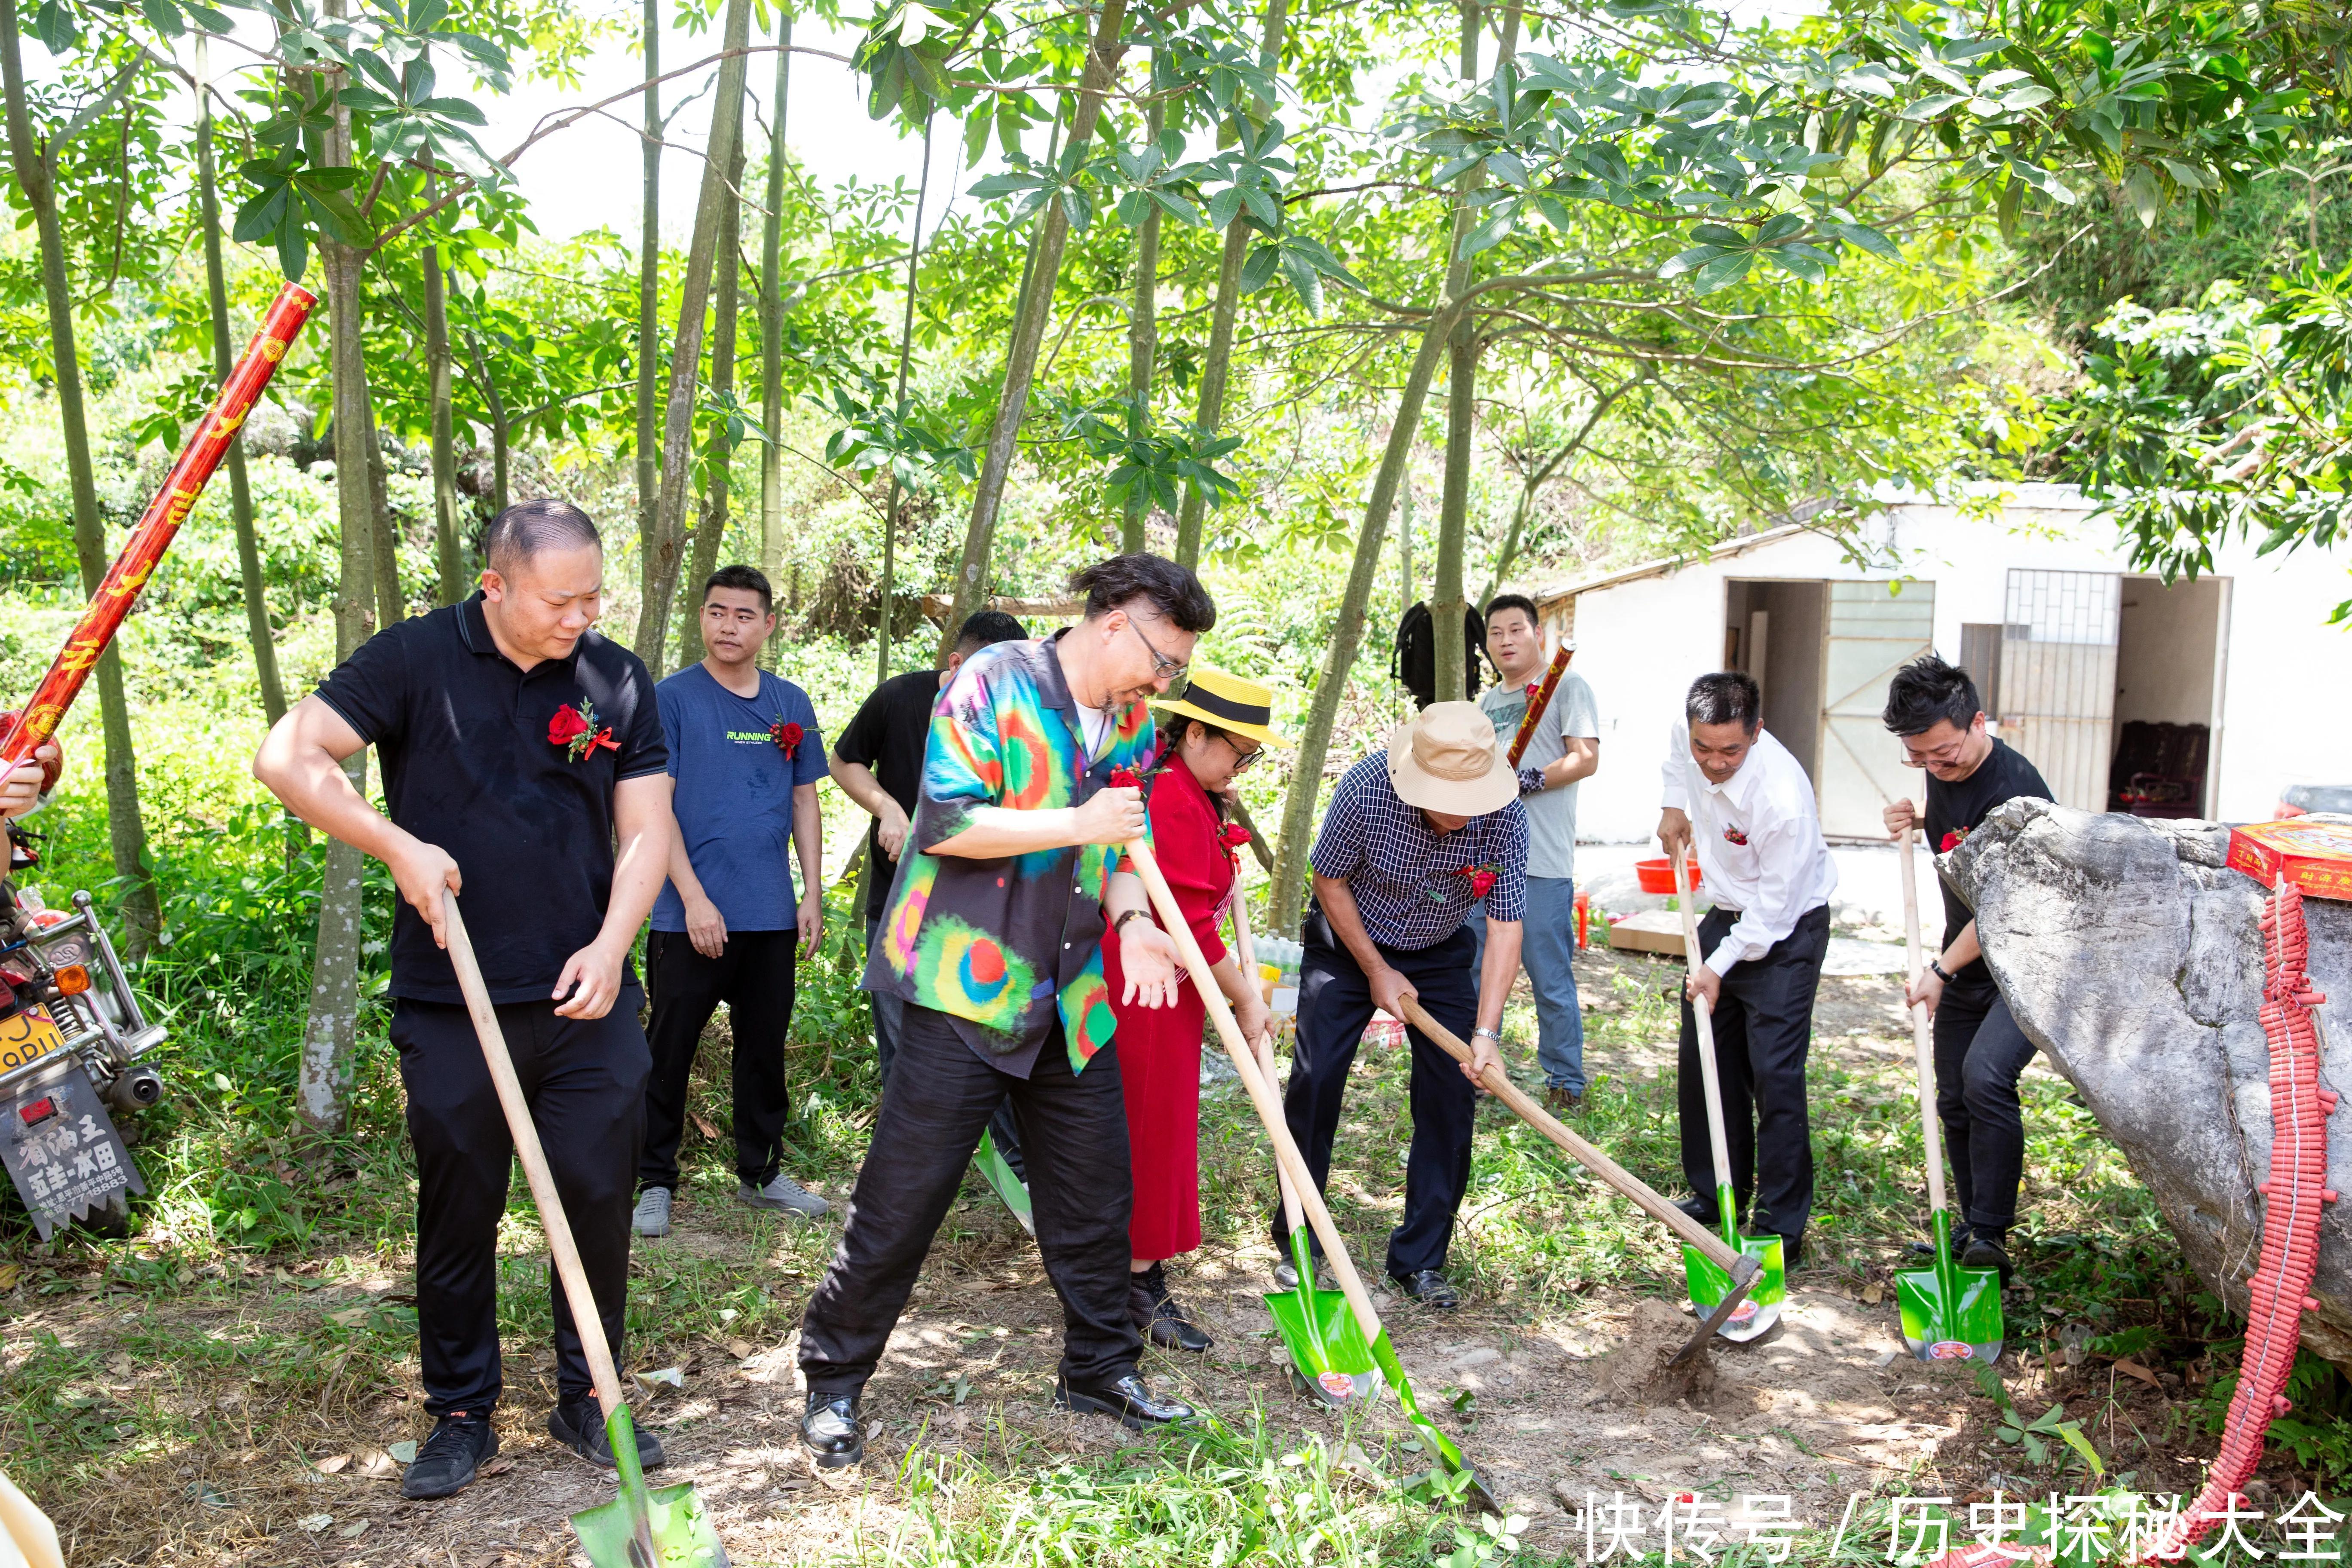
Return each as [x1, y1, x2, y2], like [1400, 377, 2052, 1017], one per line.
[0, 824, 166, 1239]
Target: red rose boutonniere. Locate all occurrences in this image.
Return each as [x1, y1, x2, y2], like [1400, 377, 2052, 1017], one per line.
[548, 701, 616, 763]
[1217, 822, 1252, 866]
[1939, 827, 1968, 853]
[1722, 825, 1749, 846]
[771, 719, 803, 758]
[1455, 863, 1500, 899]
[1107, 766, 1140, 790]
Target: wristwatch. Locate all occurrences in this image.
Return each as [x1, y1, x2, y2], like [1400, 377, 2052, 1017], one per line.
[1112, 908, 1153, 937]
[1928, 959, 1957, 984]
[1472, 1026, 1503, 1043]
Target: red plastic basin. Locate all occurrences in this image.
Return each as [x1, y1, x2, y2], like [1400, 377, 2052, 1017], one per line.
[1634, 857, 1700, 895]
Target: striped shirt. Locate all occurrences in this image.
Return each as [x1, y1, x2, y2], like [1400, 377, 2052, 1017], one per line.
[1309, 755, 1528, 949]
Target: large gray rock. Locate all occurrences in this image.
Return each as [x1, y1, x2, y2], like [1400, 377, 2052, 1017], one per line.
[1947, 800, 2352, 1371]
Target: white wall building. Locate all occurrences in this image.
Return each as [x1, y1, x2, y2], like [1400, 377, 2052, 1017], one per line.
[1531, 482, 2350, 844]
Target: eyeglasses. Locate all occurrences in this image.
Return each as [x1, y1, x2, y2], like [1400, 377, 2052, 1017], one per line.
[1128, 617, 1189, 689]
[1901, 736, 1971, 768]
[1217, 732, 1265, 773]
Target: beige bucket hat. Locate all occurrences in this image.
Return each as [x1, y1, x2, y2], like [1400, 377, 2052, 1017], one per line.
[1385, 701, 1518, 816]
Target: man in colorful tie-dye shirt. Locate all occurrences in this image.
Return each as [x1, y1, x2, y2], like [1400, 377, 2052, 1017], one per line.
[797, 554, 1214, 1468]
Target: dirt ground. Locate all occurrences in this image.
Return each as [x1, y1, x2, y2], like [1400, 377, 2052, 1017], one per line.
[17, 956, 2217, 1566]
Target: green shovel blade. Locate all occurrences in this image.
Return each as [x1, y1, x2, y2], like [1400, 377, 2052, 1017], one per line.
[572, 1482, 729, 1568]
[1896, 1265, 2004, 1363]
[568, 1405, 728, 1568]
[1682, 1233, 1785, 1343]
[972, 1130, 1032, 1234]
[1263, 1283, 1383, 1407]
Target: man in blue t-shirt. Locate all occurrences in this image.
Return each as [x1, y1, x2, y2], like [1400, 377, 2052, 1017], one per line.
[633, 565, 831, 1238]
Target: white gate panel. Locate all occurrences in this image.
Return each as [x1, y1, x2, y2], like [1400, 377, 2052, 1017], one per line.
[1999, 569, 2120, 812]
[1818, 580, 1937, 837]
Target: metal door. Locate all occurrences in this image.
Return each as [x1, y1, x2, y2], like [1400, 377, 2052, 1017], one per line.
[1817, 580, 1937, 837]
[1998, 569, 2120, 811]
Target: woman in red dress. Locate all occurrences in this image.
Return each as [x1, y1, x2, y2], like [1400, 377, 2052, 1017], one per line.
[1103, 665, 1288, 1351]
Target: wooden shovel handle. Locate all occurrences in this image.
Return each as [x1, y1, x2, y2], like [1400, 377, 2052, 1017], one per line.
[1897, 825, 1950, 1218]
[441, 890, 630, 1417]
[1671, 848, 1739, 1201]
[1124, 842, 1393, 1352]
[1225, 878, 1307, 1238]
[1396, 995, 1745, 1274]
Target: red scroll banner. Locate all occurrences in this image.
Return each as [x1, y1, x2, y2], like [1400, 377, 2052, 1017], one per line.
[0, 281, 317, 768]
[1504, 643, 1572, 769]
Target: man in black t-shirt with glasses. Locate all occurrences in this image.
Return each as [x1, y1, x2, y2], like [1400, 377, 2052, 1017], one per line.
[829, 612, 1026, 1140]
[1879, 655, 2052, 1284]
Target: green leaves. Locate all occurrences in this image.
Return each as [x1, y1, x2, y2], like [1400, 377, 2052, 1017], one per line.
[1658, 215, 1864, 292]
[233, 157, 371, 283]
[1239, 232, 1360, 317]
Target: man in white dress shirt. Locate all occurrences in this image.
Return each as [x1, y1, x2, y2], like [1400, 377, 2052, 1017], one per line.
[1656, 671, 1838, 1270]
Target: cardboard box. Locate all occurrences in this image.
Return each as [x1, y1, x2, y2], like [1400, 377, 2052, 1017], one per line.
[1605, 910, 1688, 956]
[2227, 819, 2352, 902]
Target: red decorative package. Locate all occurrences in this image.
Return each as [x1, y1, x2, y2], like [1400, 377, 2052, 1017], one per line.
[2228, 818, 2352, 901]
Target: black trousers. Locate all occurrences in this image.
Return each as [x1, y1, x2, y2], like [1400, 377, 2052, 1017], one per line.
[1275, 911, 1479, 1280]
[642, 928, 796, 1191]
[798, 1002, 1140, 1396]
[390, 995, 650, 1417]
[1677, 904, 1829, 1244]
[865, 913, 1026, 1179]
[1932, 985, 2039, 1232]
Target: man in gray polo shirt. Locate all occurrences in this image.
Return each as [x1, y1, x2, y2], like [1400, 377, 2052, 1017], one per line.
[1475, 594, 1600, 1112]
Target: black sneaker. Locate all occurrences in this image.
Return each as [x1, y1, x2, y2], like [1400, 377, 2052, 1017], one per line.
[1674, 1194, 1721, 1229]
[1392, 1268, 1460, 1310]
[1960, 1233, 2016, 1284]
[801, 1391, 864, 1469]
[1134, 1263, 1212, 1353]
[1907, 1220, 1974, 1259]
[400, 1410, 498, 1501]
[547, 1395, 667, 1471]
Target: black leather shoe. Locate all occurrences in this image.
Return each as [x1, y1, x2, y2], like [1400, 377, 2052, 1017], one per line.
[400, 1410, 497, 1501]
[800, 1391, 864, 1468]
[548, 1396, 666, 1471]
[1393, 1268, 1460, 1309]
[1054, 1371, 1194, 1430]
[1774, 1232, 1804, 1273]
[1960, 1234, 2015, 1283]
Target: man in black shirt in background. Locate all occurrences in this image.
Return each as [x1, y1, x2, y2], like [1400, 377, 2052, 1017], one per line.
[830, 612, 1028, 1156]
[1880, 655, 2052, 1283]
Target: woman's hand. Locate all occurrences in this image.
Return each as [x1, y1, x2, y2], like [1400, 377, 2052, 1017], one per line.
[1118, 921, 1181, 1008]
[1235, 990, 1272, 1048]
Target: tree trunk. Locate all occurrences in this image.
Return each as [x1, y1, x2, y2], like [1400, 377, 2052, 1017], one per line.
[876, 114, 935, 683]
[1428, 0, 1494, 704]
[194, 36, 288, 723]
[635, 0, 662, 616]
[637, 0, 753, 671]
[757, 8, 790, 634]
[937, 0, 1131, 644]
[0, 2, 159, 955]
[302, 6, 377, 1136]
[365, 398, 403, 627]
[1268, 306, 1458, 934]
[676, 131, 746, 673]
[1121, 100, 1164, 556]
[1429, 332, 1480, 703]
[424, 175, 464, 602]
[462, 329, 510, 516]
[1172, 0, 1287, 570]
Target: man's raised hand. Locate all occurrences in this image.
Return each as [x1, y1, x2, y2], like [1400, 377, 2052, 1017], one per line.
[1656, 806, 1693, 859]
[1883, 798, 1919, 840]
[1367, 963, 1418, 1024]
[1074, 784, 1147, 846]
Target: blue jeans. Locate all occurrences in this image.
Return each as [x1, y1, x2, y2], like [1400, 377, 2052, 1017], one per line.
[1467, 876, 1586, 1094]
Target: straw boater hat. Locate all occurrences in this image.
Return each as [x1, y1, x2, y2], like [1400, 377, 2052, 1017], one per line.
[1151, 664, 1293, 748]
[1387, 701, 1518, 816]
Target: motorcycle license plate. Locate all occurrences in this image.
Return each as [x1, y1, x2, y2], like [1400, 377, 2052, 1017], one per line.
[0, 1008, 64, 1076]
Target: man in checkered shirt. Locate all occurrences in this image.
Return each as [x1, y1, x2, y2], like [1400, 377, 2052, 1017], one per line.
[1275, 702, 1528, 1310]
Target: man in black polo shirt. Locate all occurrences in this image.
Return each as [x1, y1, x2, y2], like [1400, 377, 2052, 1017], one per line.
[253, 500, 674, 1502]
[1880, 655, 2052, 1283]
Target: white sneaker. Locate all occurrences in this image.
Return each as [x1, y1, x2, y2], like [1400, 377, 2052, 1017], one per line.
[631, 1187, 672, 1238]
[740, 1173, 830, 1218]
